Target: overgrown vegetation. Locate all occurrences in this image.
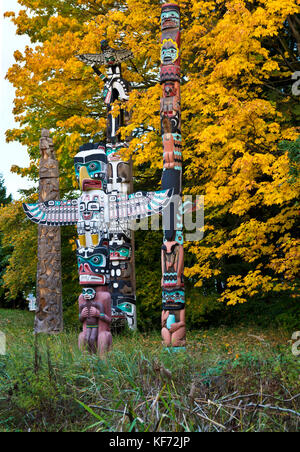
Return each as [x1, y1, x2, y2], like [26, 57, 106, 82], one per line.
[0, 309, 299, 432]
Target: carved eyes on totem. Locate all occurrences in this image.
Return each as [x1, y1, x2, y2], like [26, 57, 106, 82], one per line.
[80, 202, 100, 212]
[105, 56, 115, 64]
[78, 255, 106, 267]
[74, 162, 106, 178]
[164, 290, 185, 303]
[110, 247, 131, 258]
[91, 256, 103, 265]
[161, 46, 178, 64]
[161, 11, 180, 27]
[162, 12, 178, 19]
[82, 288, 96, 299]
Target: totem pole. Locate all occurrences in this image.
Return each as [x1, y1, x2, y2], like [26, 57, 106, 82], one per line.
[35, 129, 63, 334]
[160, 4, 186, 349]
[77, 41, 137, 329]
[24, 139, 172, 354]
[74, 142, 113, 355]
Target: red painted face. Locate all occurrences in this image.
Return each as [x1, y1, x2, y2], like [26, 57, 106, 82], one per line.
[77, 246, 109, 286]
[164, 82, 177, 97]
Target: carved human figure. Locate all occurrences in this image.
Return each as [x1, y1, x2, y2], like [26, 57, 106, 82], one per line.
[79, 286, 112, 356]
[35, 129, 63, 334]
[161, 309, 186, 348]
[79, 288, 102, 353]
[161, 241, 184, 288]
[161, 82, 180, 112]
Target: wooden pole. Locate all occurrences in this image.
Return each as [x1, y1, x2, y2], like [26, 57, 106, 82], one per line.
[160, 4, 186, 349]
[35, 129, 63, 333]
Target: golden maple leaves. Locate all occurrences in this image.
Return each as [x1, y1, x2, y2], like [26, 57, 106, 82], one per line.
[2, 0, 300, 304]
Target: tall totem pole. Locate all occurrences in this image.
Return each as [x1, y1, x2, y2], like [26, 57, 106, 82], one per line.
[23, 12, 185, 351]
[160, 4, 186, 349]
[23, 50, 173, 355]
[35, 129, 63, 334]
[77, 41, 137, 329]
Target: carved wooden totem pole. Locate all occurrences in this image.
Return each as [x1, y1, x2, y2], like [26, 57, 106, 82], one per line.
[35, 129, 63, 334]
[24, 131, 172, 353]
[160, 4, 186, 349]
[77, 41, 137, 330]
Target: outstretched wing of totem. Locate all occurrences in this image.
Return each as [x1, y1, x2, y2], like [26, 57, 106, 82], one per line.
[23, 200, 79, 226]
[109, 189, 173, 222]
[77, 49, 133, 67]
[112, 49, 134, 64]
[76, 53, 107, 67]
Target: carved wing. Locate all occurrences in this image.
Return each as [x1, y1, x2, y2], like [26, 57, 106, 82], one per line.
[23, 200, 79, 226]
[76, 53, 106, 67]
[114, 49, 134, 64]
[108, 189, 173, 222]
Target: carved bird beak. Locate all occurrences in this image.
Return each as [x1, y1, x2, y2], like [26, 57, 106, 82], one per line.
[79, 166, 90, 191]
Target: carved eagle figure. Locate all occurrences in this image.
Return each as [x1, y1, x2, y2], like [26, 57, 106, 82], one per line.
[23, 189, 173, 227]
[76, 40, 133, 68]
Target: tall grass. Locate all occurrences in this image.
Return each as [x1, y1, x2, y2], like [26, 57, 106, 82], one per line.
[0, 309, 299, 432]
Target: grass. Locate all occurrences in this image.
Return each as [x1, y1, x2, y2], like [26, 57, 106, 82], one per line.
[0, 308, 299, 432]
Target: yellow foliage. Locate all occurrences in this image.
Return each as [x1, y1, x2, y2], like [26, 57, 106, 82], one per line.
[3, 0, 300, 305]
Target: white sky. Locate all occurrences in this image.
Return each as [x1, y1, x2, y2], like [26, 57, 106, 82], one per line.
[0, 0, 33, 199]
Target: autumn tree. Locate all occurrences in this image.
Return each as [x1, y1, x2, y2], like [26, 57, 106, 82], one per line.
[1, 0, 299, 325]
[0, 176, 12, 306]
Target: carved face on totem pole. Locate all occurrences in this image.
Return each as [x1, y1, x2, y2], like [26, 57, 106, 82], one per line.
[161, 81, 181, 135]
[162, 288, 185, 311]
[82, 287, 97, 300]
[107, 161, 131, 194]
[161, 39, 179, 65]
[74, 143, 108, 192]
[110, 243, 132, 261]
[160, 6, 181, 83]
[77, 243, 110, 285]
[79, 194, 103, 222]
[161, 4, 180, 30]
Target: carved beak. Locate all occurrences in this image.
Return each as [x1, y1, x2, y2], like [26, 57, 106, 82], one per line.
[79, 166, 90, 191]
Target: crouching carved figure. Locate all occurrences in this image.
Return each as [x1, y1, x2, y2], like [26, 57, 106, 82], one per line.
[161, 309, 186, 348]
[79, 287, 112, 356]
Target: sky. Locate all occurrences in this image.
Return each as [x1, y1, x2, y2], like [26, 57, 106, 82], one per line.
[0, 0, 33, 199]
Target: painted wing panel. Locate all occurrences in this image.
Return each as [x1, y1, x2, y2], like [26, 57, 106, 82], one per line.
[23, 200, 79, 226]
[109, 189, 173, 222]
[76, 53, 106, 66]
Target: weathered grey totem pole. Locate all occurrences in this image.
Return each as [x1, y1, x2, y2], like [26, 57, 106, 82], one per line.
[160, 4, 186, 349]
[35, 129, 63, 334]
